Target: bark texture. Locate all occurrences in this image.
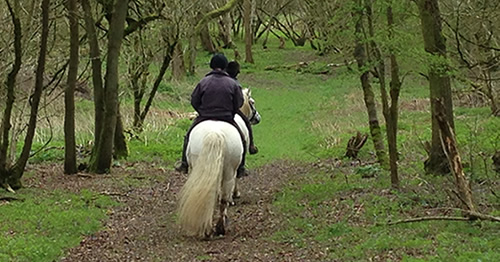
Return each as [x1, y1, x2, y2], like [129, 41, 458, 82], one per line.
[352, 0, 388, 168]
[8, 0, 50, 189]
[0, 0, 22, 190]
[89, 0, 129, 173]
[64, 0, 79, 174]
[435, 100, 475, 212]
[81, 0, 105, 150]
[243, 0, 254, 63]
[416, 0, 455, 174]
[386, 4, 402, 188]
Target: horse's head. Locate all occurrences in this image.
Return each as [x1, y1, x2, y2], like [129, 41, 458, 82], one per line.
[240, 88, 261, 125]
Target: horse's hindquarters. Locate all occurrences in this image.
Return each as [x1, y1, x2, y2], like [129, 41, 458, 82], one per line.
[188, 121, 244, 169]
[180, 121, 243, 238]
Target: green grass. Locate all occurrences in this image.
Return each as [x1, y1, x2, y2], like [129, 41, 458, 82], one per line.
[0, 189, 117, 262]
[272, 171, 500, 261]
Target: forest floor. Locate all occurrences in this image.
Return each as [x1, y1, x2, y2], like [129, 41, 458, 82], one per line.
[26, 160, 332, 262]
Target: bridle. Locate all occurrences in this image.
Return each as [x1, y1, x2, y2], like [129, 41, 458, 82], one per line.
[247, 97, 260, 125]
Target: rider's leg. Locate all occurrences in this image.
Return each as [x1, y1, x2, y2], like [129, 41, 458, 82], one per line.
[247, 123, 258, 155]
[175, 116, 205, 173]
[236, 140, 248, 178]
[226, 118, 249, 178]
[236, 111, 258, 154]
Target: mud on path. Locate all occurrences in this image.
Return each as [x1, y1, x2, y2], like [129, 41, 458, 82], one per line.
[26, 160, 326, 262]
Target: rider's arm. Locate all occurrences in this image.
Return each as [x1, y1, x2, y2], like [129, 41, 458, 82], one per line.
[233, 84, 244, 113]
[191, 83, 202, 112]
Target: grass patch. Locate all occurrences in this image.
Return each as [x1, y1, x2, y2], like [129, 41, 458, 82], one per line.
[272, 171, 500, 261]
[0, 189, 117, 262]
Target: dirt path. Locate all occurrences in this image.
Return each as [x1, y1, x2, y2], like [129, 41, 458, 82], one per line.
[29, 161, 325, 262]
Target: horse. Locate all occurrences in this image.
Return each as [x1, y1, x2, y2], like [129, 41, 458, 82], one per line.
[177, 88, 260, 238]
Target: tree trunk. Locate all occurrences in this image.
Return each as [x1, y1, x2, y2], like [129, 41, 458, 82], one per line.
[186, 25, 197, 75]
[218, 12, 233, 48]
[261, 20, 272, 49]
[200, 20, 216, 53]
[187, 0, 242, 74]
[243, 0, 254, 63]
[416, 0, 454, 175]
[64, 0, 79, 175]
[114, 102, 128, 159]
[0, 0, 22, 190]
[171, 42, 186, 81]
[352, 0, 387, 168]
[81, 0, 105, 151]
[9, 0, 50, 188]
[134, 43, 176, 132]
[89, 0, 129, 174]
[386, 3, 402, 188]
[365, 0, 390, 171]
[131, 58, 146, 130]
[435, 100, 475, 212]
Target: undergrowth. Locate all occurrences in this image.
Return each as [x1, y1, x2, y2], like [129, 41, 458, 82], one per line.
[272, 170, 500, 261]
[0, 189, 117, 262]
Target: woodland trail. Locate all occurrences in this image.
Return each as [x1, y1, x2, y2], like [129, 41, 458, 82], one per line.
[28, 160, 329, 262]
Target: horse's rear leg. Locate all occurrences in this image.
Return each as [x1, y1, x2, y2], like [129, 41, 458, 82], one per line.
[232, 179, 241, 202]
[215, 199, 229, 236]
[215, 173, 235, 235]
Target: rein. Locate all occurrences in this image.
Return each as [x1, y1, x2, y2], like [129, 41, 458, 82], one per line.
[247, 99, 258, 123]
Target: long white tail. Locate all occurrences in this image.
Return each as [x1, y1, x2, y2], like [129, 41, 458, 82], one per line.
[177, 132, 225, 238]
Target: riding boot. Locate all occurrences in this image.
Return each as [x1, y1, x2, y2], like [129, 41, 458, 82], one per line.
[237, 141, 249, 178]
[176, 117, 207, 173]
[175, 135, 189, 173]
[248, 127, 258, 154]
[249, 144, 258, 155]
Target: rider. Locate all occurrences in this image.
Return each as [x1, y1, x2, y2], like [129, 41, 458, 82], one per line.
[225, 61, 258, 157]
[175, 53, 249, 177]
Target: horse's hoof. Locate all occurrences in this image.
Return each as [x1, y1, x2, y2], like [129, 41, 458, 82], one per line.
[214, 221, 226, 236]
[233, 191, 241, 199]
[202, 230, 214, 240]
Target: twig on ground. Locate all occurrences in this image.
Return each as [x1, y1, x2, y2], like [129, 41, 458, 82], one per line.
[0, 196, 24, 202]
[385, 209, 500, 225]
[464, 210, 500, 222]
[4, 184, 15, 193]
[386, 216, 470, 225]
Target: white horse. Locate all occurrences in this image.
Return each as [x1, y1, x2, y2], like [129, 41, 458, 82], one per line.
[177, 88, 260, 238]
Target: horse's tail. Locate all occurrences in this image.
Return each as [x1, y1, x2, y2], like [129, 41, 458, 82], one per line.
[177, 132, 225, 238]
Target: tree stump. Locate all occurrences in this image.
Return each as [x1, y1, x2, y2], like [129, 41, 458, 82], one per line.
[345, 132, 368, 159]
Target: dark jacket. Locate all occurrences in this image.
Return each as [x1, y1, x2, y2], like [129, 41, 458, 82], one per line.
[191, 70, 244, 118]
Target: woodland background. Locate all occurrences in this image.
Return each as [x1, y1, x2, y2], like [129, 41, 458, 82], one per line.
[0, 0, 499, 261]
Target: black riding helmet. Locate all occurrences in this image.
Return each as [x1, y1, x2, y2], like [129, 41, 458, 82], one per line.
[210, 53, 228, 70]
[226, 61, 240, 78]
